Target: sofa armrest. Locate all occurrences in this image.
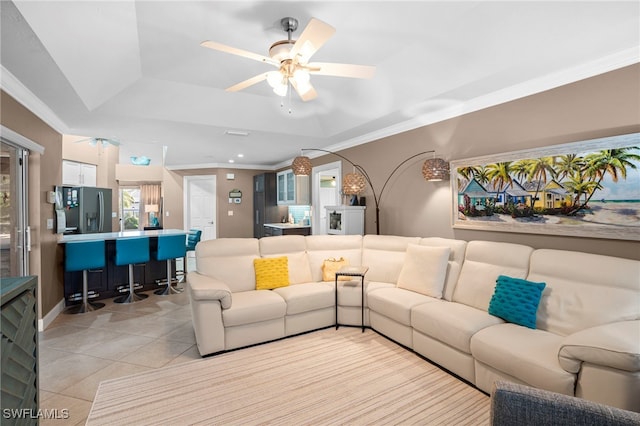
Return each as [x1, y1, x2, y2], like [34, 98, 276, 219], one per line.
[558, 320, 640, 374]
[187, 272, 232, 309]
[490, 380, 640, 426]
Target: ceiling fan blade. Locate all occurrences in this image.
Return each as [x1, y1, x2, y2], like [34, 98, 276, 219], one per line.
[201, 40, 279, 67]
[226, 73, 269, 92]
[289, 18, 336, 63]
[290, 79, 318, 102]
[308, 62, 376, 79]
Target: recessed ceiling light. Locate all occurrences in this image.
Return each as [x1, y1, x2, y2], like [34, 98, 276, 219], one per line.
[237, 154, 244, 158]
[228, 159, 235, 163]
[224, 130, 250, 137]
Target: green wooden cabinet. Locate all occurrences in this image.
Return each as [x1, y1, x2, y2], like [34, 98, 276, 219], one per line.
[1, 276, 38, 425]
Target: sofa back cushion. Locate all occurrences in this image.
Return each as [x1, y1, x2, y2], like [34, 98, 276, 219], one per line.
[528, 249, 640, 336]
[362, 235, 421, 283]
[196, 238, 260, 292]
[419, 237, 468, 301]
[452, 241, 534, 311]
[259, 235, 313, 284]
[305, 235, 363, 282]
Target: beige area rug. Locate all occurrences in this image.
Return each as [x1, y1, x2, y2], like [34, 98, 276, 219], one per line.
[87, 328, 490, 425]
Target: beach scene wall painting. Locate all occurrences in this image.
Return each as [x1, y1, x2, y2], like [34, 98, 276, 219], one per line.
[450, 133, 640, 241]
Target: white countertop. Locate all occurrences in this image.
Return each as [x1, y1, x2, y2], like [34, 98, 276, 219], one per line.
[264, 223, 311, 229]
[58, 228, 187, 243]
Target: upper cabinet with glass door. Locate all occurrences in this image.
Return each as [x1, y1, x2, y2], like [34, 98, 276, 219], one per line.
[277, 169, 310, 205]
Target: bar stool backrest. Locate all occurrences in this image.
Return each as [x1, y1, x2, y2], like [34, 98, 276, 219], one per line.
[186, 229, 202, 252]
[115, 237, 150, 266]
[65, 240, 105, 272]
[157, 234, 187, 261]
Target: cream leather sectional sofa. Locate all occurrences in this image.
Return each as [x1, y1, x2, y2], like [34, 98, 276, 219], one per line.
[187, 234, 640, 412]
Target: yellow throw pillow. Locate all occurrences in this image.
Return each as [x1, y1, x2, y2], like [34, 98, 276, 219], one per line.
[254, 256, 290, 290]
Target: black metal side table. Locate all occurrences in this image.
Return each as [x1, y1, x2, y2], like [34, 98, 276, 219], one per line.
[334, 265, 369, 332]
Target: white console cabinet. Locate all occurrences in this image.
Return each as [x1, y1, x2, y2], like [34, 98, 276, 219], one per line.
[325, 205, 366, 235]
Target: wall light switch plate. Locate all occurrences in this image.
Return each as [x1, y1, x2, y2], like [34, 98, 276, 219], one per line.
[228, 210, 233, 216]
[46, 218, 54, 229]
[112, 211, 117, 218]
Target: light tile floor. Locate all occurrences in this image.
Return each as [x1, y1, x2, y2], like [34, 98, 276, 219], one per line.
[38, 271, 200, 425]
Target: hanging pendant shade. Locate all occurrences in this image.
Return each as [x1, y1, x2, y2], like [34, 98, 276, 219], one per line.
[342, 172, 366, 195]
[422, 157, 450, 181]
[292, 156, 313, 175]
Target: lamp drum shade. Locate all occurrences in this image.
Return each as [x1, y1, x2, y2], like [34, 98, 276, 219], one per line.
[422, 158, 450, 181]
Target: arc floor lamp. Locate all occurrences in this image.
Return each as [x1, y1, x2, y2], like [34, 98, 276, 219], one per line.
[291, 149, 450, 235]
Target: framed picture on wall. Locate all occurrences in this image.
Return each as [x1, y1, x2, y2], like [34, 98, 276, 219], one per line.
[450, 132, 640, 241]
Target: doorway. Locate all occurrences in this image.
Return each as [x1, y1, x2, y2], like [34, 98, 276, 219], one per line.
[0, 140, 29, 277]
[311, 161, 341, 235]
[184, 175, 217, 241]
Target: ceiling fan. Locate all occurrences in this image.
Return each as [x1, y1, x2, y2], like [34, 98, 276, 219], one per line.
[201, 17, 375, 101]
[74, 137, 120, 148]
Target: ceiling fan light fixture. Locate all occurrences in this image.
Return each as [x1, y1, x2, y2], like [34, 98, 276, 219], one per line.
[272, 83, 288, 97]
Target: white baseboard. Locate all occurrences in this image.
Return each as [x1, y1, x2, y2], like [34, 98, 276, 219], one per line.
[39, 298, 65, 331]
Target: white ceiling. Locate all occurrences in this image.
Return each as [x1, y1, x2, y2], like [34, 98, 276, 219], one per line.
[1, 1, 638, 169]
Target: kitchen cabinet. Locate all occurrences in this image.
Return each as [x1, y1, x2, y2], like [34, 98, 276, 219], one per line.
[63, 160, 97, 186]
[277, 169, 310, 205]
[254, 173, 286, 238]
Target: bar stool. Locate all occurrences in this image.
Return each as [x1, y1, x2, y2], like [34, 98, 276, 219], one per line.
[154, 234, 187, 295]
[176, 229, 201, 281]
[64, 240, 106, 314]
[114, 236, 150, 304]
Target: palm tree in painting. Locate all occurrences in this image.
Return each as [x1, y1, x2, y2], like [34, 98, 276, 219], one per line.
[564, 172, 602, 207]
[472, 166, 490, 185]
[486, 162, 513, 191]
[567, 147, 640, 215]
[555, 154, 585, 181]
[514, 157, 556, 210]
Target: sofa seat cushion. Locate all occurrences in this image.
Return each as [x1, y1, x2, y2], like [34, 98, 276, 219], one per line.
[273, 283, 334, 315]
[338, 281, 395, 307]
[471, 323, 575, 394]
[222, 290, 286, 327]
[412, 301, 503, 354]
[367, 287, 437, 326]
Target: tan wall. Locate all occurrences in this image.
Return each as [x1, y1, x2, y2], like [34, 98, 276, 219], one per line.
[1, 90, 64, 319]
[308, 64, 640, 260]
[162, 168, 268, 238]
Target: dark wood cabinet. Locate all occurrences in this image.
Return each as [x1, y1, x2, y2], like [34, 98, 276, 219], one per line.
[254, 173, 286, 238]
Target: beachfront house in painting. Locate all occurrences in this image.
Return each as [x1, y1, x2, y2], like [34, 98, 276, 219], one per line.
[521, 180, 572, 209]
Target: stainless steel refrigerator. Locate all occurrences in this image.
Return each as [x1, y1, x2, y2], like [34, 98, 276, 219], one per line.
[55, 186, 112, 234]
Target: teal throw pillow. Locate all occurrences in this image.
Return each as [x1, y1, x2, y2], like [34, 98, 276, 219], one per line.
[488, 275, 546, 329]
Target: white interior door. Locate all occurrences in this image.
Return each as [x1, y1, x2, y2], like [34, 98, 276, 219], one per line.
[311, 161, 341, 235]
[184, 175, 217, 240]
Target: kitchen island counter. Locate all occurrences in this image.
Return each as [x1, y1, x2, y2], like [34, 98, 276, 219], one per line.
[59, 229, 188, 304]
[58, 228, 186, 244]
[264, 223, 311, 236]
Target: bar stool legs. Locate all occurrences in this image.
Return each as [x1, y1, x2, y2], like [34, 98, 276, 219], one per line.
[153, 234, 187, 296]
[114, 264, 149, 303]
[63, 240, 106, 315]
[114, 236, 150, 304]
[65, 270, 105, 314]
[154, 259, 183, 295]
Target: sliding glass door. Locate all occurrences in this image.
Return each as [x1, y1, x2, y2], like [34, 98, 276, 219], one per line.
[0, 140, 29, 277]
